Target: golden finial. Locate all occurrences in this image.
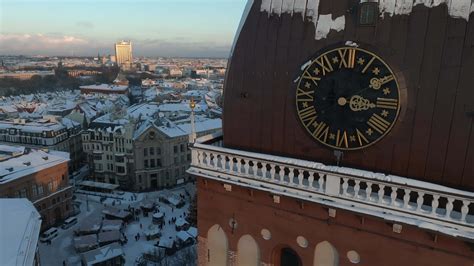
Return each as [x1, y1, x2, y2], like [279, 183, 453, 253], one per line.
[190, 97, 196, 110]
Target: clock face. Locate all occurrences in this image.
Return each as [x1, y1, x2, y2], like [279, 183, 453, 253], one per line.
[295, 45, 401, 151]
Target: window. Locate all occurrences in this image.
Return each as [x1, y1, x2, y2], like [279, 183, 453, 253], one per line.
[180, 144, 185, 152]
[19, 188, 27, 198]
[174, 145, 178, 153]
[157, 159, 162, 167]
[32, 184, 38, 197]
[144, 148, 148, 156]
[187, 154, 191, 161]
[359, 2, 377, 26]
[117, 166, 125, 173]
[62, 175, 65, 181]
[150, 159, 156, 168]
[174, 157, 178, 164]
[47, 182, 53, 192]
[144, 160, 149, 168]
[138, 175, 142, 183]
[181, 156, 185, 163]
[150, 147, 154, 155]
[157, 148, 161, 155]
[38, 185, 44, 195]
[115, 156, 125, 163]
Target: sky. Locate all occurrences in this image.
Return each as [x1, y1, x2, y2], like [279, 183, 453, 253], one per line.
[0, 0, 247, 58]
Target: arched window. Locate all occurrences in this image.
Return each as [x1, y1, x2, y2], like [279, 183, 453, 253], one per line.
[207, 224, 228, 266]
[313, 241, 339, 266]
[237, 235, 260, 266]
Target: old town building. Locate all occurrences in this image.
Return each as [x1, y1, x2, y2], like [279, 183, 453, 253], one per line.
[0, 145, 73, 229]
[188, 1, 474, 265]
[0, 116, 83, 173]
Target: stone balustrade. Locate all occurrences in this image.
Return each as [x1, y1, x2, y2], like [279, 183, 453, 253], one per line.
[189, 133, 474, 239]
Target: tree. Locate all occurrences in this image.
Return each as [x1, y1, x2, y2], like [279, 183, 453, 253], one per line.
[188, 194, 197, 227]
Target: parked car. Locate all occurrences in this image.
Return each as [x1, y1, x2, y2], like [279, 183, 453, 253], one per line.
[40, 227, 58, 242]
[61, 217, 78, 229]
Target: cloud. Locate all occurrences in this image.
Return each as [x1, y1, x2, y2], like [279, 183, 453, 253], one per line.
[0, 33, 231, 57]
[76, 21, 94, 29]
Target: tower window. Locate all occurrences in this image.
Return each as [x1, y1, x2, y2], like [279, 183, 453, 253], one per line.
[359, 2, 377, 26]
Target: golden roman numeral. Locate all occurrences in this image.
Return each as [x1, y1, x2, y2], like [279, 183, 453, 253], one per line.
[302, 71, 321, 86]
[376, 97, 398, 110]
[298, 106, 316, 120]
[356, 128, 369, 146]
[367, 114, 390, 134]
[296, 88, 314, 100]
[338, 48, 356, 69]
[314, 55, 334, 76]
[336, 130, 349, 148]
[362, 56, 376, 73]
[312, 122, 329, 142]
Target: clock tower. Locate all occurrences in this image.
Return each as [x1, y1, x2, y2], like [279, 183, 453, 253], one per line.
[189, 1, 474, 265]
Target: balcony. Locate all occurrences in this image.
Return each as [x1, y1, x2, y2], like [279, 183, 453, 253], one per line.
[188, 132, 474, 240]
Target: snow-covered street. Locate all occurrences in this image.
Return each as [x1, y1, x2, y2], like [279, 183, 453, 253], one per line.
[38, 183, 197, 266]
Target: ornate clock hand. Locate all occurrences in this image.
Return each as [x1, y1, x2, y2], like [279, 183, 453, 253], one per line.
[348, 95, 375, 111]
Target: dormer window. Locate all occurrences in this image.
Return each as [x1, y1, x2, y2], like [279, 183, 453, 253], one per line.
[359, 2, 378, 26]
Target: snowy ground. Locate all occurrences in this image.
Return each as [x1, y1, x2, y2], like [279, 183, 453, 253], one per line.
[38, 183, 197, 266]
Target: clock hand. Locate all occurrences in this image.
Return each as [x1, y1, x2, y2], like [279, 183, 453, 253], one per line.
[337, 95, 375, 112]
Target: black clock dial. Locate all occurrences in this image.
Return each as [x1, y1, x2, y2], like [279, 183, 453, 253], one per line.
[295, 46, 401, 150]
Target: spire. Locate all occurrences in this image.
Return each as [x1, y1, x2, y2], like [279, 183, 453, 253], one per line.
[189, 98, 197, 144]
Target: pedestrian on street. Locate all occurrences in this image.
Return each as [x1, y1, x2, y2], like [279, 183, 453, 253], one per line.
[140, 223, 142, 229]
[63, 260, 66, 266]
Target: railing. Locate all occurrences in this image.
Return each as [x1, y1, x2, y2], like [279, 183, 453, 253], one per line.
[189, 133, 474, 239]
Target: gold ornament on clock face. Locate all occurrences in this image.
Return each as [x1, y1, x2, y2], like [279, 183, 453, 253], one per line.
[295, 45, 401, 150]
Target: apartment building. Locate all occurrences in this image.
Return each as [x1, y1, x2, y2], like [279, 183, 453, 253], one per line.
[0, 145, 73, 229]
[0, 116, 83, 172]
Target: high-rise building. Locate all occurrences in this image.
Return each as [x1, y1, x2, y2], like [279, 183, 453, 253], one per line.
[114, 41, 132, 68]
[189, 1, 474, 266]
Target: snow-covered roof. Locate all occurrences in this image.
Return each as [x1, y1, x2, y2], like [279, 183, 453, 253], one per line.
[175, 218, 188, 227]
[158, 118, 221, 138]
[81, 243, 124, 266]
[158, 237, 174, 249]
[0, 199, 41, 266]
[176, 231, 192, 242]
[80, 84, 128, 92]
[186, 227, 198, 238]
[0, 118, 66, 133]
[0, 147, 69, 184]
[101, 220, 122, 231]
[98, 230, 121, 243]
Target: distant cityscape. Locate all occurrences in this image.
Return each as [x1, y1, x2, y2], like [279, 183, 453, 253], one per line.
[0, 40, 223, 265]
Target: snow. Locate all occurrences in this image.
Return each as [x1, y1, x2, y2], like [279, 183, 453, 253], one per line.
[38, 183, 197, 265]
[81, 243, 124, 266]
[0, 147, 69, 184]
[80, 84, 128, 92]
[259, 0, 474, 44]
[157, 118, 221, 138]
[315, 14, 345, 40]
[0, 199, 41, 266]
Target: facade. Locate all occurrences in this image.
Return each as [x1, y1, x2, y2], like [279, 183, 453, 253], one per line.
[0, 116, 83, 172]
[189, 1, 474, 266]
[0, 145, 73, 229]
[0, 199, 42, 266]
[82, 103, 221, 190]
[79, 84, 129, 95]
[115, 41, 133, 68]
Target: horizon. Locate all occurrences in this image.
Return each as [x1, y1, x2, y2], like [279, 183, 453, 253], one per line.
[0, 0, 247, 58]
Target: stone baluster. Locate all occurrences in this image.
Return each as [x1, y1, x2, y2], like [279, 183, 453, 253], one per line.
[307, 172, 314, 189]
[378, 184, 385, 204]
[288, 168, 295, 185]
[416, 191, 424, 212]
[229, 156, 234, 172]
[445, 197, 454, 220]
[318, 173, 325, 192]
[297, 171, 304, 187]
[243, 159, 250, 175]
[365, 182, 372, 201]
[192, 149, 199, 166]
[431, 195, 440, 216]
[278, 166, 285, 182]
[236, 158, 242, 174]
[212, 153, 218, 169]
[342, 178, 349, 196]
[390, 187, 397, 206]
[354, 180, 360, 198]
[252, 161, 258, 177]
[403, 189, 411, 209]
[262, 163, 268, 179]
[461, 200, 470, 223]
[269, 164, 276, 181]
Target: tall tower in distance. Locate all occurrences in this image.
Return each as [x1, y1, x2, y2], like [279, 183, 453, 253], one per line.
[114, 40, 132, 68]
